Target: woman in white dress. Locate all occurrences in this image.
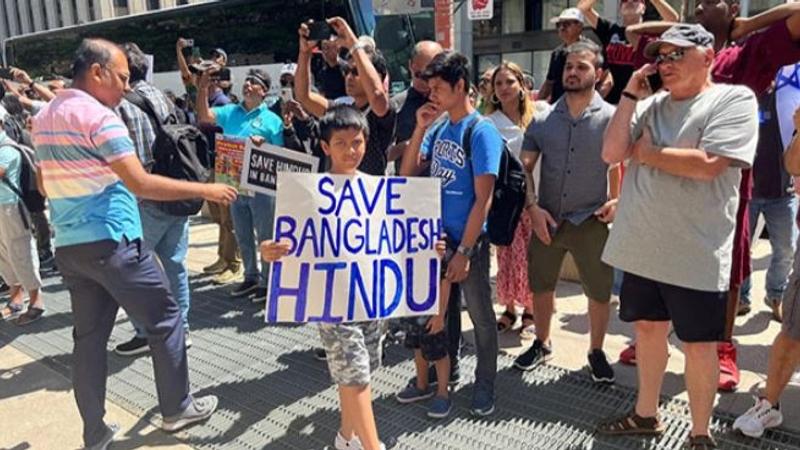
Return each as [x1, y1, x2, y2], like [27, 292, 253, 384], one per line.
[483, 62, 542, 338]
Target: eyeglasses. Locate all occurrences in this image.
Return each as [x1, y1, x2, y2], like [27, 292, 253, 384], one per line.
[655, 48, 687, 65]
[413, 71, 424, 79]
[344, 66, 359, 77]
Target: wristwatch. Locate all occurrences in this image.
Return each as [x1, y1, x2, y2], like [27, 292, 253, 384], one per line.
[457, 244, 476, 258]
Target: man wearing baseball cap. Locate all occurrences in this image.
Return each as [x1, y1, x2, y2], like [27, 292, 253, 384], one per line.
[539, 8, 587, 103]
[598, 24, 758, 449]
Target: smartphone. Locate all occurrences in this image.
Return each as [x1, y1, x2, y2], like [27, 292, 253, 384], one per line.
[308, 21, 335, 41]
[647, 72, 663, 93]
[280, 87, 294, 103]
[0, 67, 14, 80]
[185, 38, 195, 47]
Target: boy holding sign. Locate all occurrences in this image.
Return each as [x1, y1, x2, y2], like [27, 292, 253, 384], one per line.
[262, 105, 446, 450]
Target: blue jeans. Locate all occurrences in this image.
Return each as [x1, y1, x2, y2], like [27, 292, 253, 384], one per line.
[740, 195, 798, 305]
[230, 193, 275, 286]
[133, 203, 190, 337]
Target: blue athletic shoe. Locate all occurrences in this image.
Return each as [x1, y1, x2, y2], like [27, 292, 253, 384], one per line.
[396, 384, 435, 404]
[427, 396, 452, 419]
[470, 387, 495, 417]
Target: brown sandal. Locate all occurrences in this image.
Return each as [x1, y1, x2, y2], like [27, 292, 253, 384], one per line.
[595, 411, 665, 435]
[496, 310, 516, 333]
[686, 435, 717, 449]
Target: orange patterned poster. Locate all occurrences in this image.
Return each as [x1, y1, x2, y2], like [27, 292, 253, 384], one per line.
[214, 134, 246, 190]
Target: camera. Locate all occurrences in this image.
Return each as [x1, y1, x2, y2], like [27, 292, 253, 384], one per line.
[308, 21, 335, 42]
[188, 60, 220, 75]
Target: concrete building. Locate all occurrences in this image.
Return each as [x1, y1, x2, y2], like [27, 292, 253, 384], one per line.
[0, 0, 205, 41]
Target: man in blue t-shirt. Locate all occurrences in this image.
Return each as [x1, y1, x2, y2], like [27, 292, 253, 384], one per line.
[400, 50, 503, 417]
[198, 67, 285, 300]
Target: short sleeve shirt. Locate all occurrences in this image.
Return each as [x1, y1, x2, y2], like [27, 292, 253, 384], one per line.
[391, 87, 428, 143]
[522, 92, 616, 224]
[32, 89, 142, 247]
[420, 111, 503, 242]
[594, 17, 634, 104]
[212, 102, 285, 145]
[602, 84, 759, 292]
[0, 136, 21, 205]
[359, 108, 396, 176]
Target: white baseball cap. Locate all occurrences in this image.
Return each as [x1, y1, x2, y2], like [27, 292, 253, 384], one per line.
[550, 8, 585, 24]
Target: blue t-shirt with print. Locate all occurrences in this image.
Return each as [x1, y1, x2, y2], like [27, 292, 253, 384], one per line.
[421, 111, 503, 242]
[0, 140, 21, 205]
[212, 102, 285, 145]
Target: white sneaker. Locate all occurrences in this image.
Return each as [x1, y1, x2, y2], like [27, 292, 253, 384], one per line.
[334, 431, 363, 450]
[733, 397, 783, 438]
[789, 369, 800, 386]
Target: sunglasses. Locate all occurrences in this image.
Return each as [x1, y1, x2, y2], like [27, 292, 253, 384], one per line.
[245, 76, 267, 89]
[344, 66, 359, 77]
[655, 48, 687, 65]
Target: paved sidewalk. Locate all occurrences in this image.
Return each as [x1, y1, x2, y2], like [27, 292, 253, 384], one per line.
[1, 216, 799, 450]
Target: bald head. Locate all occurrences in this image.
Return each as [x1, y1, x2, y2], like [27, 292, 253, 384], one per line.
[409, 41, 444, 94]
[72, 38, 131, 108]
[72, 39, 125, 81]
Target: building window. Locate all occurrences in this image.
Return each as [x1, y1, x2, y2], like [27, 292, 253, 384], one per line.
[178, 0, 189, 5]
[148, 0, 161, 10]
[114, 0, 130, 16]
[88, 0, 97, 21]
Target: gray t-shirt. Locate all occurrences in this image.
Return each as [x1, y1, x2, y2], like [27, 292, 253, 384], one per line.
[602, 84, 758, 292]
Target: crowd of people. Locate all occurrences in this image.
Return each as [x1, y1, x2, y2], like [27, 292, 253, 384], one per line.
[2, 1, 800, 449]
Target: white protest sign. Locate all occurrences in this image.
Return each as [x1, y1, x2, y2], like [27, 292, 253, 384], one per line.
[240, 141, 320, 196]
[468, 0, 493, 20]
[266, 173, 442, 324]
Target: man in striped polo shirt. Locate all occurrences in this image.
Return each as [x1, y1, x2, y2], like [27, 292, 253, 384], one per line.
[33, 39, 236, 450]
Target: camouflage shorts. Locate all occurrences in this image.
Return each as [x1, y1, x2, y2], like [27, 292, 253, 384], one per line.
[318, 320, 384, 386]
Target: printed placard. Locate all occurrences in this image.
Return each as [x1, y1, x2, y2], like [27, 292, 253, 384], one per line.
[240, 141, 320, 196]
[265, 173, 442, 323]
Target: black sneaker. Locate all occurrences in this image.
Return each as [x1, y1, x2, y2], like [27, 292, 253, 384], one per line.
[39, 249, 55, 267]
[313, 348, 327, 361]
[251, 287, 267, 303]
[115, 336, 149, 356]
[588, 349, 615, 384]
[231, 279, 259, 297]
[513, 339, 552, 371]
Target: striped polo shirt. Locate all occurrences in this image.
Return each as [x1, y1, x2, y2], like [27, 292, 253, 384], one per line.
[32, 89, 142, 248]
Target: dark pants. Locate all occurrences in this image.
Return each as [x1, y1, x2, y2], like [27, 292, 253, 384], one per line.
[56, 238, 191, 446]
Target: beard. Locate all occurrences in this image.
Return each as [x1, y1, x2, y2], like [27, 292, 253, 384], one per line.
[563, 78, 595, 92]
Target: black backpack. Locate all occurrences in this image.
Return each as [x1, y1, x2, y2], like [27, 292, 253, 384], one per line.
[0, 138, 46, 229]
[125, 90, 211, 216]
[462, 117, 527, 246]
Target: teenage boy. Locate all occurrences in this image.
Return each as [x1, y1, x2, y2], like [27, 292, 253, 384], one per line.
[400, 51, 503, 416]
[261, 105, 389, 450]
[295, 17, 395, 176]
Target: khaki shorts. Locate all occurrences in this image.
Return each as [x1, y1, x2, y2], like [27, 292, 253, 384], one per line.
[527, 216, 612, 302]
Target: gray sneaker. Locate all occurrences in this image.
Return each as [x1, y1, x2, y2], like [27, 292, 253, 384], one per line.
[85, 423, 119, 450]
[162, 395, 218, 432]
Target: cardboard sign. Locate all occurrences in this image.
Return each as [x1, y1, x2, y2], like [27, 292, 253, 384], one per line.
[240, 141, 320, 196]
[214, 134, 246, 191]
[266, 173, 443, 324]
[468, 0, 493, 20]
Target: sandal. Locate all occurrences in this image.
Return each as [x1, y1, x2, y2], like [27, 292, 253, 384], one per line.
[595, 411, 665, 436]
[520, 312, 536, 339]
[1, 302, 24, 320]
[15, 307, 45, 326]
[496, 310, 517, 333]
[686, 435, 717, 449]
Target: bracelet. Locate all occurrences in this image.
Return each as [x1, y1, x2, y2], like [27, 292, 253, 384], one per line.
[622, 91, 639, 102]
